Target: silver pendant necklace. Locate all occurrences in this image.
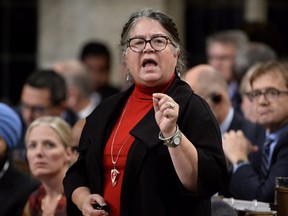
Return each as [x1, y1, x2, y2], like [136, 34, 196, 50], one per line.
[110, 97, 131, 187]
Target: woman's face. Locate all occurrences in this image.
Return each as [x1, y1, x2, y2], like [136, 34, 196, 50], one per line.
[26, 124, 70, 179]
[124, 17, 179, 87]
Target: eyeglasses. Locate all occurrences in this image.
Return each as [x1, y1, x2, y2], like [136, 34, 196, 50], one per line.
[20, 103, 52, 115]
[249, 88, 288, 102]
[241, 91, 254, 102]
[127, 35, 175, 52]
[208, 55, 234, 62]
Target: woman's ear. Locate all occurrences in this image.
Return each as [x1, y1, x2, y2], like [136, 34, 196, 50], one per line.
[173, 50, 180, 68]
[122, 51, 127, 60]
[174, 49, 180, 58]
[65, 147, 73, 165]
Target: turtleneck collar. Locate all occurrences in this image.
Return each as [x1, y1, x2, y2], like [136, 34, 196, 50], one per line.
[132, 74, 176, 101]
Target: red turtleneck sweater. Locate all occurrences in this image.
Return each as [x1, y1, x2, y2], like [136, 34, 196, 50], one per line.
[103, 75, 175, 215]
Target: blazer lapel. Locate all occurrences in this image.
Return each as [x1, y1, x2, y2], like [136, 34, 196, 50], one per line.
[120, 78, 193, 209]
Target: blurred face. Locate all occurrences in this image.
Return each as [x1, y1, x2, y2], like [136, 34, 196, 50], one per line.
[241, 82, 258, 123]
[82, 55, 110, 91]
[124, 17, 179, 87]
[69, 119, 85, 164]
[0, 137, 8, 162]
[26, 125, 70, 179]
[21, 85, 64, 126]
[184, 67, 222, 123]
[241, 96, 257, 123]
[252, 71, 288, 132]
[207, 42, 236, 83]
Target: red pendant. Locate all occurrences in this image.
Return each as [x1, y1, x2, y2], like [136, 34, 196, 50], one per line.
[111, 168, 120, 186]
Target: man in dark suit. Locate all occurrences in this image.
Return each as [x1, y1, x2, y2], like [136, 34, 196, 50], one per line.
[206, 30, 249, 114]
[0, 103, 39, 216]
[183, 64, 264, 145]
[183, 64, 265, 198]
[222, 61, 288, 203]
[78, 41, 120, 101]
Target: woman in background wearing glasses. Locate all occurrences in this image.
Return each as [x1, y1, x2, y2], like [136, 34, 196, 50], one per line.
[63, 8, 227, 216]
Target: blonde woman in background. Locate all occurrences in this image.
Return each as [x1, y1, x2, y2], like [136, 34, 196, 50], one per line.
[22, 116, 72, 216]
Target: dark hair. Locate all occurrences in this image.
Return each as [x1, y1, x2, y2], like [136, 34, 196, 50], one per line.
[79, 41, 111, 69]
[25, 69, 67, 105]
[120, 8, 187, 75]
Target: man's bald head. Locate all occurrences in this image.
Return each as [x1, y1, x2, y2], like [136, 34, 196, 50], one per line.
[183, 64, 228, 98]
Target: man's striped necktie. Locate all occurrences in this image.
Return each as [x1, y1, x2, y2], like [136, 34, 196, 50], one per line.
[261, 137, 273, 178]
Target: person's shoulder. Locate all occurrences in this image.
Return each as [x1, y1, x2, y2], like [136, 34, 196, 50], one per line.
[5, 165, 40, 193]
[169, 76, 195, 97]
[100, 85, 120, 99]
[86, 87, 131, 123]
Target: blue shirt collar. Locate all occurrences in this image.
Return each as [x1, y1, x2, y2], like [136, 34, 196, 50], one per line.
[267, 124, 288, 143]
[220, 107, 234, 135]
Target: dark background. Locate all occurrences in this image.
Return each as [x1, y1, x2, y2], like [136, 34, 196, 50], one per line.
[0, 0, 37, 105]
[185, 0, 288, 67]
[1, 0, 288, 105]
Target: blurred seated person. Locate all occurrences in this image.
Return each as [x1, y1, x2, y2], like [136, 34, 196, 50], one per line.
[183, 64, 264, 143]
[22, 116, 72, 216]
[183, 64, 264, 198]
[0, 103, 39, 216]
[206, 30, 249, 113]
[70, 118, 86, 164]
[79, 41, 120, 101]
[222, 61, 288, 203]
[239, 65, 258, 123]
[14, 69, 78, 162]
[234, 41, 278, 84]
[53, 59, 98, 119]
[236, 42, 278, 123]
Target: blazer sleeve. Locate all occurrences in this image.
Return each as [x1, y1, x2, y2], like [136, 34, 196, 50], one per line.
[180, 93, 228, 198]
[63, 110, 101, 216]
[229, 135, 288, 203]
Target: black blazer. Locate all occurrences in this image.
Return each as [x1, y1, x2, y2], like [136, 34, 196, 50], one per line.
[219, 110, 265, 198]
[0, 161, 40, 216]
[229, 126, 288, 203]
[63, 77, 228, 216]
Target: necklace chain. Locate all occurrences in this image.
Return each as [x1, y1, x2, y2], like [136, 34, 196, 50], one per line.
[110, 97, 131, 186]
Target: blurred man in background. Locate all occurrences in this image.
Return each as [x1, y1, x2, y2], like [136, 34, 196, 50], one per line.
[79, 41, 120, 102]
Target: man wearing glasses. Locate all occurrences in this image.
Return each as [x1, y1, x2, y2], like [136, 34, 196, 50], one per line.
[13, 69, 78, 168]
[222, 61, 288, 203]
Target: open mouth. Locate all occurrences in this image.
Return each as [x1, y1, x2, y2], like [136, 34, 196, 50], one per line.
[142, 58, 158, 68]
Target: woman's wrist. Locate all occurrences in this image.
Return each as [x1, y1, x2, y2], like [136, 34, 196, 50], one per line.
[72, 187, 91, 211]
[159, 125, 177, 138]
[159, 125, 182, 148]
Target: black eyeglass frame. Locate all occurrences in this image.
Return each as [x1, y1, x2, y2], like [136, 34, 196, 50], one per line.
[127, 35, 176, 52]
[249, 88, 288, 102]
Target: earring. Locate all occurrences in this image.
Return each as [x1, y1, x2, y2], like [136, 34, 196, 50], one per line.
[175, 68, 181, 77]
[126, 72, 133, 83]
